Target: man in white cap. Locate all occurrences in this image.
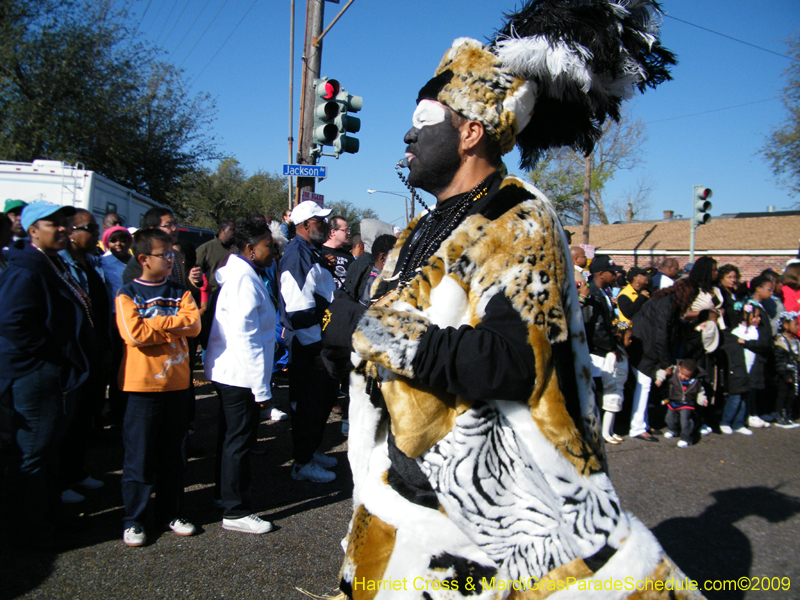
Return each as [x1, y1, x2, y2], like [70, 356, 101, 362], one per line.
[278, 201, 339, 483]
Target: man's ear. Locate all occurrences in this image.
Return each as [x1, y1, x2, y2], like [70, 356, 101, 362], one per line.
[461, 120, 486, 152]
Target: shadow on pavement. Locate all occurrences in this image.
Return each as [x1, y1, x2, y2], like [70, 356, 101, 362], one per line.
[653, 485, 800, 600]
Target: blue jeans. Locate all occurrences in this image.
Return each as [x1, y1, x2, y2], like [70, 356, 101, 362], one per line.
[121, 390, 189, 529]
[4, 362, 70, 534]
[721, 394, 747, 429]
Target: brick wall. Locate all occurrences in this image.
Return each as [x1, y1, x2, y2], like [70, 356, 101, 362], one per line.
[600, 253, 794, 281]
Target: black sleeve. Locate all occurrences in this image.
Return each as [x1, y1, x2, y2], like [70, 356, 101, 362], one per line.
[411, 293, 536, 402]
[743, 321, 773, 356]
[122, 258, 142, 285]
[618, 293, 647, 320]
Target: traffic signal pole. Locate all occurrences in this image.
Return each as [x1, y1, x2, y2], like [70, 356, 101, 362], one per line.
[296, 0, 325, 202]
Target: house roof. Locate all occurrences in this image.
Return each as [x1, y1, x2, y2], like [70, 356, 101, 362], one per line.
[564, 215, 800, 252]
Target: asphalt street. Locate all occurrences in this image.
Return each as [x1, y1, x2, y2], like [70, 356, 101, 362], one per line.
[2, 378, 800, 600]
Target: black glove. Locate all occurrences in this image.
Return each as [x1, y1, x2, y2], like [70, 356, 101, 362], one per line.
[320, 297, 367, 378]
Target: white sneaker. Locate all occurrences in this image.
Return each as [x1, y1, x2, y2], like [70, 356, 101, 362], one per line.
[734, 427, 753, 436]
[223, 514, 274, 534]
[123, 525, 146, 547]
[748, 415, 767, 428]
[291, 461, 336, 483]
[719, 425, 733, 434]
[313, 452, 338, 469]
[663, 431, 675, 439]
[699, 424, 713, 436]
[270, 408, 289, 422]
[677, 440, 690, 448]
[75, 476, 104, 490]
[61, 489, 85, 504]
[169, 518, 196, 536]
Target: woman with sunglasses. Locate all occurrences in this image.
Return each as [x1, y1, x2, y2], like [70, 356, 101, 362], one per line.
[57, 209, 112, 502]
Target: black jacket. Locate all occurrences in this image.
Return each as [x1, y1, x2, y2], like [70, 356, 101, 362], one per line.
[0, 243, 91, 395]
[630, 294, 677, 379]
[774, 333, 800, 389]
[583, 280, 616, 356]
[718, 330, 751, 396]
[743, 319, 772, 390]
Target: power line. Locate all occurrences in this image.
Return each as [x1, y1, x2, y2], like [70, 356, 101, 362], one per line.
[178, 0, 233, 69]
[665, 15, 800, 63]
[145, 0, 166, 37]
[646, 97, 780, 124]
[172, 0, 214, 55]
[154, 1, 180, 46]
[159, 0, 192, 47]
[189, 0, 259, 85]
[130, 0, 153, 38]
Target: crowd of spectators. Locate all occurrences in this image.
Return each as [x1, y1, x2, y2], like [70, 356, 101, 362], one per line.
[0, 199, 401, 549]
[574, 248, 800, 448]
[2, 195, 799, 551]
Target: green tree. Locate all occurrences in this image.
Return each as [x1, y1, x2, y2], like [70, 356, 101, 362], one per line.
[325, 200, 379, 237]
[169, 158, 288, 229]
[0, 0, 218, 203]
[762, 33, 800, 198]
[527, 108, 648, 225]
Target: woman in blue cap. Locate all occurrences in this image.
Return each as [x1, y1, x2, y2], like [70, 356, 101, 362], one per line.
[0, 201, 92, 548]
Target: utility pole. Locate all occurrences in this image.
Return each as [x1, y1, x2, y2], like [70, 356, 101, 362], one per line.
[582, 153, 592, 245]
[296, 0, 325, 203]
[287, 0, 295, 210]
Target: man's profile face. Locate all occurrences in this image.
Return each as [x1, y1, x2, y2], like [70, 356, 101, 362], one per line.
[7, 208, 25, 237]
[404, 100, 463, 197]
[220, 224, 235, 245]
[158, 214, 178, 243]
[571, 247, 586, 268]
[306, 217, 329, 246]
[663, 261, 679, 279]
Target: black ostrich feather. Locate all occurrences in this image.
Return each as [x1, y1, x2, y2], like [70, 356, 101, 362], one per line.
[489, 0, 676, 169]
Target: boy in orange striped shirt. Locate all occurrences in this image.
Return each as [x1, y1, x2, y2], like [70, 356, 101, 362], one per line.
[116, 228, 201, 547]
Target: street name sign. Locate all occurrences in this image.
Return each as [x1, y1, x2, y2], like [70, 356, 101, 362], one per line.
[283, 164, 327, 178]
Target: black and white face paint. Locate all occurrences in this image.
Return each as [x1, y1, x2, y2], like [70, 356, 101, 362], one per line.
[403, 100, 463, 198]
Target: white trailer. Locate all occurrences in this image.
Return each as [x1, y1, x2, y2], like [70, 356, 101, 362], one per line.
[0, 159, 165, 227]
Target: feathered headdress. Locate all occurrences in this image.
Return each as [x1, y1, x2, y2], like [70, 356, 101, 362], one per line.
[416, 0, 676, 169]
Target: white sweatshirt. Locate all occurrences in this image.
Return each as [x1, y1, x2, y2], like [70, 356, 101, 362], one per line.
[204, 254, 276, 402]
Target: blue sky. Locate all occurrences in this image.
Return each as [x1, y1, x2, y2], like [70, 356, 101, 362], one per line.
[124, 0, 800, 227]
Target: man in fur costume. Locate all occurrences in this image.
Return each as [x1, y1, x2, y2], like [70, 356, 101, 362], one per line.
[322, 1, 704, 598]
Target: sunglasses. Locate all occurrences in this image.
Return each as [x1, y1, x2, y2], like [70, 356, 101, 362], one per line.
[146, 252, 175, 261]
[73, 224, 100, 233]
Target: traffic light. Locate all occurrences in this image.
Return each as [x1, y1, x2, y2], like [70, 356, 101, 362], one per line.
[312, 77, 362, 157]
[693, 187, 713, 226]
[332, 84, 362, 156]
[312, 78, 340, 147]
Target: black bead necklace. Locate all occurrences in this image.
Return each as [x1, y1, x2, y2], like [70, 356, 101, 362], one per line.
[396, 178, 489, 286]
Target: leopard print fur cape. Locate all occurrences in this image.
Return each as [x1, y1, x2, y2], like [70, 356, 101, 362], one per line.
[340, 176, 704, 600]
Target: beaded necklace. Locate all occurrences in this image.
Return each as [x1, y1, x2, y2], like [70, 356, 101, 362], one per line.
[396, 178, 490, 286]
[33, 244, 95, 328]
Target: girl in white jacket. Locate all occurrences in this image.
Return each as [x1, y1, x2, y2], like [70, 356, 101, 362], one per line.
[602, 320, 633, 445]
[204, 216, 277, 535]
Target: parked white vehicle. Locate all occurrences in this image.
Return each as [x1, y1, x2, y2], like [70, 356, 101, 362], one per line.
[0, 159, 165, 227]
